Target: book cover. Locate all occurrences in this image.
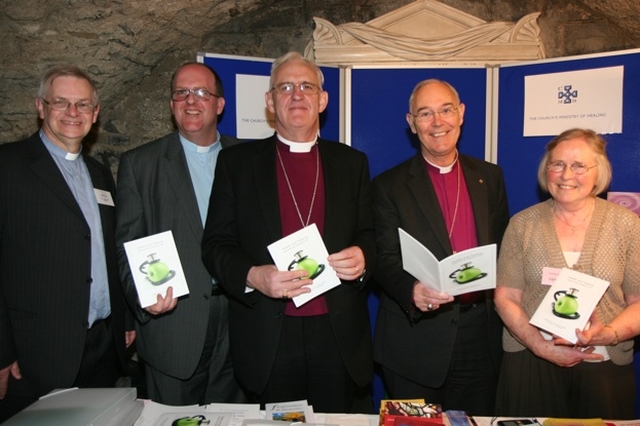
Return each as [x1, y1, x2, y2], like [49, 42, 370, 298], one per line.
[267, 224, 341, 307]
[398, 228, 496, 296]
[379, 400, 443, 426]
[529, 267, 610, 344]
[123, 230, 189, 308]
[265, 399, 315, 423]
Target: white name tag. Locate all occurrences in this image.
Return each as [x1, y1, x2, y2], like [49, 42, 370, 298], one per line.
[94, 188, 115, 206]
[541, 266, 561, 286]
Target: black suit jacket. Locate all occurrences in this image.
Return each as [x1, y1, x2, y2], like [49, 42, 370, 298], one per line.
[116, 131, 242, 379]
[0, 133, 127, 397]
[201, 136, 375, 395]
[372, 153, 509, 387]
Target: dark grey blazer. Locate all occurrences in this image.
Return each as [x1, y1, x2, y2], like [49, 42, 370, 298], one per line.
[201, 135, 376, 395]
[0, 133, 128, 397]
[116, 131, 242, 379]
[372, 153, 510, 387]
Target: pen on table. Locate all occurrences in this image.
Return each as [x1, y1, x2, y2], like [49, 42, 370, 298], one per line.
[468, 416, 478, 426]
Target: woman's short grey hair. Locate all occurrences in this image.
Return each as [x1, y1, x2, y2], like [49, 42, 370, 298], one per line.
[537, 128, 612, 196]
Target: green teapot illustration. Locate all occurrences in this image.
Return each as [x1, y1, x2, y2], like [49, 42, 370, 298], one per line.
[288, 250, 325, 279]
[449, 262, 487, 284]
[139, 253, 175, 285]
[172, 415, 210, 426]
[553, 287, 580, 319]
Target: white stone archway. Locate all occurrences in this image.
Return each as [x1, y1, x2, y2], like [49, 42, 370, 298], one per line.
[305, 0, 545, 64]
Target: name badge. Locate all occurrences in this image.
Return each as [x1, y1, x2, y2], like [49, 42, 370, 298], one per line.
[94, 188, 115, 206]
[541, 266, 561, 286]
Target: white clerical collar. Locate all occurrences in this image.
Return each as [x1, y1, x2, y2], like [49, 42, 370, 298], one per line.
[39, 129, 82, 161]
[277, 135, 317, 153]
[179, 131, 221, 153]
[65, 151, 81, 160]
[424, 151, 458, 174]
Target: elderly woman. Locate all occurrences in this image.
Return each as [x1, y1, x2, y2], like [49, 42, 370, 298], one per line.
[494, 128, 640, 419]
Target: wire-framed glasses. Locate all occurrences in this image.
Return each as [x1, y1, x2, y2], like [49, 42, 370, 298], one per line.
[41, 98, 96, 114]
[271, 82, 321, 95]
[547, 161, 597, 175]
[171, 88, 220, 102]
[411, 105, 459, 122]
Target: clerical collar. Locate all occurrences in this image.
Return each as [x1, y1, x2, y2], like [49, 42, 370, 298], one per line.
[179, 131, 221, 153]
[424, 151, 458, 174]
[39, 129, 82, 161]
[277, 135, 317, 153]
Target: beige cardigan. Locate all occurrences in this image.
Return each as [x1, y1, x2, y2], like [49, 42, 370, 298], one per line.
[497, 197, 640, 364]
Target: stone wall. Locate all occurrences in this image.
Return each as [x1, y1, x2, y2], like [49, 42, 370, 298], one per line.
[1, 0, 638, 175]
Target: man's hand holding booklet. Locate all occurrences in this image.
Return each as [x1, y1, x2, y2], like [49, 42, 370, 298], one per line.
[398, 228, 497, 296]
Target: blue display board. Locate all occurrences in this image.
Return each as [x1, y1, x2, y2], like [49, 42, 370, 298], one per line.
[199, 53, 341, 141]
[348, 66, 490, 178]
[497, 49, 640, 216]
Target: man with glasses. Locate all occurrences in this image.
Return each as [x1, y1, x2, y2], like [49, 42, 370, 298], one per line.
[0, 65, 133, 422]
[372, 79, 510, 414]
[116, 62, 245, 405]
[201, 52, 375, 412]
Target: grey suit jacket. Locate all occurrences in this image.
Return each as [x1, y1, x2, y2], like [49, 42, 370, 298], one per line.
[116, 131, 242, 379]
[0, 133, 128, 397]
[372, 153, 510, 387]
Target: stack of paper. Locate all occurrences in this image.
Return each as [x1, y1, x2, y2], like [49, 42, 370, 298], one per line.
[4, 387, 143, 426]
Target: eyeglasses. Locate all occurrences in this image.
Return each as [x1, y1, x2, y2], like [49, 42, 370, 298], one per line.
[547, 161, 597, 175]
[41, 98, 96, 114]
[171, 88, 220, 102]
[411, 106, 459, 122]
[271, 82, 322, 95]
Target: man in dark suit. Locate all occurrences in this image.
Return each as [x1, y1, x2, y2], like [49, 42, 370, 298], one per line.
[372, 79, 510, 415]
[116, 62, 245, 405]
[0, 65, 133, 422]
[201, 52, 375, 413]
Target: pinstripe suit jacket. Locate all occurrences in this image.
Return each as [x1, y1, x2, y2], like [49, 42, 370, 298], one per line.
[0, 133, 127, 397]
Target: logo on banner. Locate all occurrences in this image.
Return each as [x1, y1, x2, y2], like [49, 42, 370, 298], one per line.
[558, 85, 578, 104]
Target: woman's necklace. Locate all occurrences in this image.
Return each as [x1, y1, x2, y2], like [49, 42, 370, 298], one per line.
[276, 144, 320, 228]
[448, 160, 461, 239]
[553, 199, 595, 233]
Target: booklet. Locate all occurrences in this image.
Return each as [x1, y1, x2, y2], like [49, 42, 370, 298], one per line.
[529, 267, 610, 344]
[265, 399, 315, 423]
[267, 224, 341, 307]
[123, 230, 189, 308]
[398, 228, 496, 296]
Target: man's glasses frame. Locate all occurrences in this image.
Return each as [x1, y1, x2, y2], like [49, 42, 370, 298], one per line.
[171, 88, 220, 102]
[41, 98, 97, 114]
[411, 105, 460, 123]
[271, 82, 322, 95]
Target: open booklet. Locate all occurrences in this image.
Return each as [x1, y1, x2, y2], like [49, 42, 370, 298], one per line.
[267, 224, 341, 307]
[529, 267, 609, 344]
[398, 228, 496, 296]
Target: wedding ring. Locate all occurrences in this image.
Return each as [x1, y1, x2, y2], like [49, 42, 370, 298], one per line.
[282, 289, 289, 299]
[427, 303, 434, 311]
